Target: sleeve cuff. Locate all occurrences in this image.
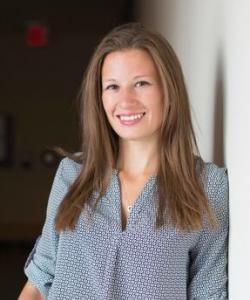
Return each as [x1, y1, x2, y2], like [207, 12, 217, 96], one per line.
[189, 290, 228, 299]
[24, 237, 54, 298]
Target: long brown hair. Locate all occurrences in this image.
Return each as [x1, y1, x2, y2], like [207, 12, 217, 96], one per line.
[55, 22, 218, 232]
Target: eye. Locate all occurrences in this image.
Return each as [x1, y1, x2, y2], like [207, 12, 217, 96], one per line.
[105, 84, 119, 91]
[135, 80, 150, 87]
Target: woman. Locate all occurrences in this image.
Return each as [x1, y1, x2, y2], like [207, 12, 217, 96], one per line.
[19, 23, 229, 299]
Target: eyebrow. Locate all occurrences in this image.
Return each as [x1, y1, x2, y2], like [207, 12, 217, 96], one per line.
[103, 79, 116, 82]
[102, 75, 150, 82]
[133, 75, 150, 79]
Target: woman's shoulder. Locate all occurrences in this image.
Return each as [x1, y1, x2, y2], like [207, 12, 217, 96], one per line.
[56, 154, 82, 188]
[201, 160, 228, 188]
[200, 160, 229, 224]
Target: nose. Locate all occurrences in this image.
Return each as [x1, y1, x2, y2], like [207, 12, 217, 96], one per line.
[118, 86, 138, 108]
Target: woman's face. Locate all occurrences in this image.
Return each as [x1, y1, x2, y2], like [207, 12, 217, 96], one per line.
[101, 48, 165, 143]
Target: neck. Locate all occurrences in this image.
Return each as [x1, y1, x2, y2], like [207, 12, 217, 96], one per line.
[116, 138, 159, 177]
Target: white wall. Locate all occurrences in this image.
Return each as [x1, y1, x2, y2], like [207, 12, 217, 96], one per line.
[223, 0, 250, 298]
[136, 0, 250, 298]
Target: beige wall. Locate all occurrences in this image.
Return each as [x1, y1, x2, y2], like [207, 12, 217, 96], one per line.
[223, 0, 250, 297]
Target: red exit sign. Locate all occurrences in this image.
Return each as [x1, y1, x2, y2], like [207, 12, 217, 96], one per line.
[26, 24, 49, 47]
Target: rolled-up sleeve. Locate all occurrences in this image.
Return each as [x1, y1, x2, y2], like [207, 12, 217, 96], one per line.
[187, 167, 229, 299]
[24, 159, 68, 298]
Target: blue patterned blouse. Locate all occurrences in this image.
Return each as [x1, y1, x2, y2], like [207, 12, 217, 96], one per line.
[24, 157, 229, 299]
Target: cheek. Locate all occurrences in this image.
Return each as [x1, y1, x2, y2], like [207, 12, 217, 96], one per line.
[150, 93, 163, 113]
[102, 95, 114, 112]
[102, 97, 110, 115]
[102, 101, 108, 115]
[102, 98, 116, 124]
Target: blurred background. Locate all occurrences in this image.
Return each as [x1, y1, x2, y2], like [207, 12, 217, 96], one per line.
[1, 0, 249, 299]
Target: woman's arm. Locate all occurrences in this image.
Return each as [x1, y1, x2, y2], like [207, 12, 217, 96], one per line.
[18, 281, 45, 300]
[18, 158, 73, 298]
[187, 166, 229, 299]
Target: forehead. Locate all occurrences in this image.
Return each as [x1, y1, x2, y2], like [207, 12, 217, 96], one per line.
[101, 48, 159, 78]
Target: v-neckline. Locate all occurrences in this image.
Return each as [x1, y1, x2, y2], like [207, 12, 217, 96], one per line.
[112, 169, 157, 232]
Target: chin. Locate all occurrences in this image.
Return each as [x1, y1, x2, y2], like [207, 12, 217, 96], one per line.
[117, 133, 149, 142]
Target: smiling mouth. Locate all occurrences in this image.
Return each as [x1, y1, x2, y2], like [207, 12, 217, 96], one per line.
[117, 112, 146, 121]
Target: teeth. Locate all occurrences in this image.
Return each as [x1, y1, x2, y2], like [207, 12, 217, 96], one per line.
[120, 113, 144, 121]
